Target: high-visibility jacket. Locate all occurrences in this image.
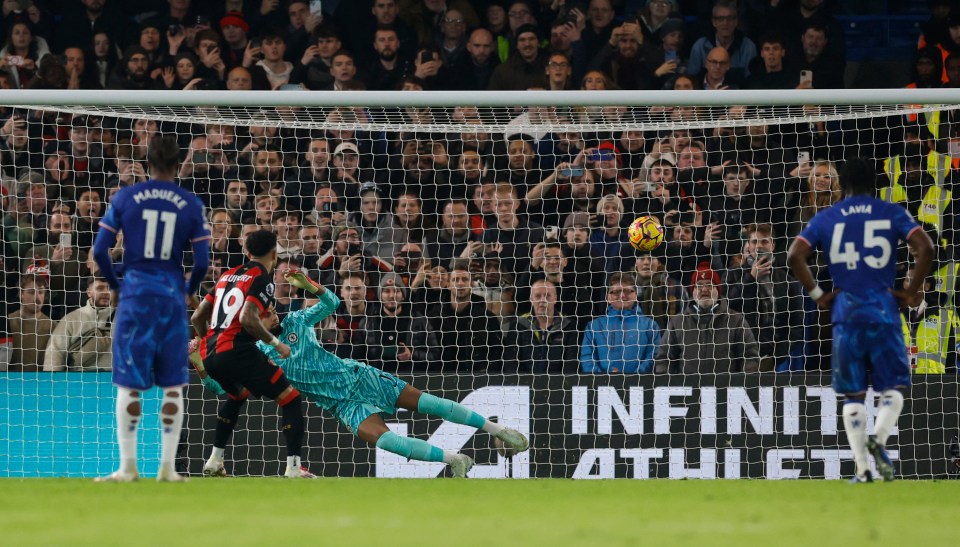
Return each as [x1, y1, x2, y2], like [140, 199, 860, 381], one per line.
[881, 152, 954, 234]
[901, 307, 959, 374]
[934, 262, 960, 295]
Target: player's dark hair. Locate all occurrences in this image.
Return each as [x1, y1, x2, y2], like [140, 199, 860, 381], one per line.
[839, 157, 877, 196]
[245, 229, 278, 257]
[147, 134, 180, 173]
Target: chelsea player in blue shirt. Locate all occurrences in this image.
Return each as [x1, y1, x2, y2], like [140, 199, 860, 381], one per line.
[788, 158, 933, 483]
[93, 135, 211, 482]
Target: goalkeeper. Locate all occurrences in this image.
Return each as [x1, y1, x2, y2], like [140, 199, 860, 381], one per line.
[197, 270, 529, 478]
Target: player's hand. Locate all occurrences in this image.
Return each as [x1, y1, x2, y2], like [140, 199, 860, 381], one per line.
[814, 290, 838, 309]
[284, 269, 320, 294]
[892, 289, 923, 308]
[750, 255, 773, 280]
[275, 342, 292, 359]
[201, 375, 226, 395]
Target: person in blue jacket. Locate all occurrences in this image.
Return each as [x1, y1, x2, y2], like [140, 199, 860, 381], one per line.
[581, 271, 661, 373]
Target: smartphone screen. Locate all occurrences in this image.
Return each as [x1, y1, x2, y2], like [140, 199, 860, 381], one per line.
[561, 167, 584, 178]
[664, 50, 678, 62]
[60, 232, 72, 249]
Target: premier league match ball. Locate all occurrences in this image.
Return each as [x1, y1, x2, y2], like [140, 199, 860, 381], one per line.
[628, 215, 665, 252]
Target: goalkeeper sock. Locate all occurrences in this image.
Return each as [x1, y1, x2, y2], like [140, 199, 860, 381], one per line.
[158, 387, 184, 476]
[842, 400, 869, 477]
[214, 398, 245, 450]
[116, 388, 141, 475]
[376, 430, 450, 463]
[417, 392, 503, 434]
[874, 390, 904, 446]
[280, 394, 305, 458]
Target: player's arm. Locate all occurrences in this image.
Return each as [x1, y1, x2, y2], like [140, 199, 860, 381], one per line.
[186, 201, 212, 296]
[285, 270, 340, 326]
[239, 301, 291, 358]
[186, 238, 211, 296]
[894, 228, 935, 306]
[92, 218, 121, 291]
[191, 298, 214, 338]
[787, 236, 835, 308]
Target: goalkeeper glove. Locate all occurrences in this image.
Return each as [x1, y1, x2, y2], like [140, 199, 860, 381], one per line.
[201, 375, 226, 396]
[285, 269, 322, 294]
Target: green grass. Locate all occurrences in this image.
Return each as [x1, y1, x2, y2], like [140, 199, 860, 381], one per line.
[1, 479, 958, 546]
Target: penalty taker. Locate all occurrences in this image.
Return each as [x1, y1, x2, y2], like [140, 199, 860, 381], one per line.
[194, 270, 528, 478]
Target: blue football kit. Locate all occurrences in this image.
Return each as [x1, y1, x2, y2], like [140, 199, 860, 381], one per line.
[94, 180, 211, 390]
[798, 194, 922, 394]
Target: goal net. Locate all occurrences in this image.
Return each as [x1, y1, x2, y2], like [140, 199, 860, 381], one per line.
[1, 89, 958, 479]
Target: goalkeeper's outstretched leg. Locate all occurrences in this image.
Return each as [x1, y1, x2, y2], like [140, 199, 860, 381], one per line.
[356, 384, 529, 478]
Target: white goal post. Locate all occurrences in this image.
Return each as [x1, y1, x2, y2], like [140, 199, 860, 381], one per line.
[0, 89, 958, 479]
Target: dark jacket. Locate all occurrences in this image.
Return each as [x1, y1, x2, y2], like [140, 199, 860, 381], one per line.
[508, 313, 580, 373]
[726, 260, 805, 364]
[361, 306, 438, 373]
[487, 52, 548, 91]
[654, 300, 760, 374]
[428, 297, 503, 371]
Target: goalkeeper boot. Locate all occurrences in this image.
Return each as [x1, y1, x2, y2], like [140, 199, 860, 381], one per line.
[849, 470, 874, 484]
[448, 454, 474, 478]
[203, 459, 228, 477]
[284, 466, 317, 479]
[95, 470, 140, 483]
[494, 428, 530, 455]
[157, 468, 189, 482]
[866, 435, 896, 482]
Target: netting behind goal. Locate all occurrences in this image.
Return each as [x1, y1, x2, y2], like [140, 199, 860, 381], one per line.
[1, 91, 958, 479]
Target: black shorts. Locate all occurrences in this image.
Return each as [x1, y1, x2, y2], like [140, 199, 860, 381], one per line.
[203, 345, 292, 400]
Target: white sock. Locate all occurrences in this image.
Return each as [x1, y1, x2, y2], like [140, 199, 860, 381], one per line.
[481, 419, 505, 436]
[441, 450, 459, 464]
[843, 402, 869, 477]
[287, 455, 301, 469]
[159, 387, 184, 475]
[116, 387, 140, 475]
[874, 390, 905, 446]
[208, 447, 225, 464]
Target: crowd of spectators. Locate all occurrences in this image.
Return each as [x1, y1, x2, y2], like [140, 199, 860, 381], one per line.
[2, 0, 959, 376]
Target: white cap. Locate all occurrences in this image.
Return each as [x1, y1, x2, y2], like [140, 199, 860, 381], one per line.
[333, 142, 359, 156]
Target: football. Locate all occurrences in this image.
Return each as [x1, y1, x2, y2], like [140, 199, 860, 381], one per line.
[628, 215, 665, 252]
[493, 437, 518, 458]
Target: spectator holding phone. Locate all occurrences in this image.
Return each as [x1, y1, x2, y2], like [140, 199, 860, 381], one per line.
[725, 223, 804, 370]
[0, 21, 51, 88]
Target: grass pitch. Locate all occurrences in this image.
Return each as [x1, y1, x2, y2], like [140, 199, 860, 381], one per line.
[1, 479, 957, 546]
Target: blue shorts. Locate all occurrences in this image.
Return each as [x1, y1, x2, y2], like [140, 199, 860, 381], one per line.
[112, 295, 189, 391]
[832, 322, 911, 395]
[329, 365, 407, 435]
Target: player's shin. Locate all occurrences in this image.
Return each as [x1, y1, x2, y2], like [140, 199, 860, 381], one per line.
[279, 394, 305, 468]
[842, 399, 870, 477]
[375, 430, 452, 463]
[116, 387, 141, 475]
[874, 390, 905, 446]
[417, 392, 501, 433]
[159, 387, 184, 477]
[213, 397, 245, 454]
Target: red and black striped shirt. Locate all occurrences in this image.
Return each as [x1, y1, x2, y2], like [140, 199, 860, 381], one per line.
[200, 261, 275, 358]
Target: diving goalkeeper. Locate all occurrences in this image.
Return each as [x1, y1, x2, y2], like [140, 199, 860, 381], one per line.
[197, 270, 529, 478]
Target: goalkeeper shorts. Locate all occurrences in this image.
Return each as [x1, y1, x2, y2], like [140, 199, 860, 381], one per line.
[329, 364, 407, 435]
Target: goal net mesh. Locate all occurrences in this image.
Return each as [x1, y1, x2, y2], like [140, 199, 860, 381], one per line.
[1, 98, 958, 479]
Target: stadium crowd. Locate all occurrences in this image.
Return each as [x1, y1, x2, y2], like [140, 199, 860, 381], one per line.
[2, 0, 960, 376]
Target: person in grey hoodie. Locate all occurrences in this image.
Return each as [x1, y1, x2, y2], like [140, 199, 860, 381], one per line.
[654, 267, 760, 374]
